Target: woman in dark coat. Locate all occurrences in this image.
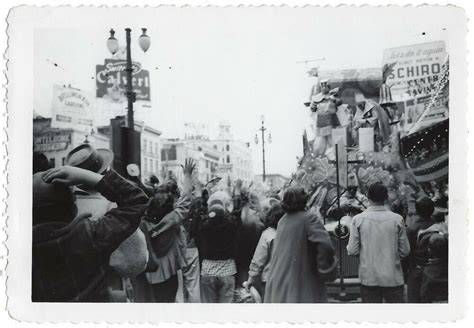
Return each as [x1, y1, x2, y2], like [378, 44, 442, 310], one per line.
[264, 187, 336, 303]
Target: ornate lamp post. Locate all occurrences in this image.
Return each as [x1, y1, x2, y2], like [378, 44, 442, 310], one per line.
[107, 28, 151, 172]
[254, 115, 272, 182]
[107, 28, 151, 130]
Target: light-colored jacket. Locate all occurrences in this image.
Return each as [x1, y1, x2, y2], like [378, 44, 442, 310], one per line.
[248, 227, 276, 283]
[145, 192, 192, 284]
[347, 205, 410, 287]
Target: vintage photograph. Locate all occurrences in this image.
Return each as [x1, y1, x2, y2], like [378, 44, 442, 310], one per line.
[5, 4, 468, 323]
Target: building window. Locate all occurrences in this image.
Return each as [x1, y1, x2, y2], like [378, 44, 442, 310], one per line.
[49, 158, 55, 168]
[144, 139, 148, 153]
[226, 155, 230, 163]
[155, 160, 159, 173]
[226, 144, 230, 151]
[155, 143, 158, 156]
[161, 145, 177, 161]
[168, 145, 177, 161]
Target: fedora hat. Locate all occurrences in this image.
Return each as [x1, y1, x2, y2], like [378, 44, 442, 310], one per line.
[65, 144, 114, 174]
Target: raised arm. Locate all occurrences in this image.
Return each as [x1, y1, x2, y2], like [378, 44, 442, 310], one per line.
[174, 158, 196, 220]
[43, 166, 149, 256]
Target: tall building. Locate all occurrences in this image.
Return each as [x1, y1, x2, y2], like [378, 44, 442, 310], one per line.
[160, 122, 253, 187]
[209, 122, 254, 187]
[160, 139, 221, 184]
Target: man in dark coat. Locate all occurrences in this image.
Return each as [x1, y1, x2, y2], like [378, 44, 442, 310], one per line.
[406, 197, 436, 302]
[32, 166, 149, 302]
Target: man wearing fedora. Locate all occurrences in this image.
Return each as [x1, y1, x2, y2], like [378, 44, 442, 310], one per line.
[65, 144, 116, 220]
[32, 164, 150, 302]
[65, 144, 150, 301]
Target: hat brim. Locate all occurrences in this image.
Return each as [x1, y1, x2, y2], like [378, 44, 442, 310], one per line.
[96, 149, 114, 174]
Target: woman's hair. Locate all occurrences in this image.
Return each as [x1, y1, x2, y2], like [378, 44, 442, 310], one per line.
[149, 175, 159, 185]
[265, 200, 284, 229]
[281, 187, 308, 213]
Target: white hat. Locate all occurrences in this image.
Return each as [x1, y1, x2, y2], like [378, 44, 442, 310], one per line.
[126, 164, 140, 177]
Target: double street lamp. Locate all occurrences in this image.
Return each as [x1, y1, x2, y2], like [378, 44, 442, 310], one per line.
[106, 28, 151, 169]
[107, 28, 151, 129]
[254, 115, 272, 182]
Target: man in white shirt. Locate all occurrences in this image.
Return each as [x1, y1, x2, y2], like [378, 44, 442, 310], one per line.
[347, 181, 410, 303]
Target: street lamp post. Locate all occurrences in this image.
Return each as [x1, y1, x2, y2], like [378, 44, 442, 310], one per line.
[124, 28, 135, 130]
[255, 115, 272, 182]
[107, 28, 151, 167]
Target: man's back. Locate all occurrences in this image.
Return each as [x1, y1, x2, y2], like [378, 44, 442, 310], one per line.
[347, 205, 410, 287]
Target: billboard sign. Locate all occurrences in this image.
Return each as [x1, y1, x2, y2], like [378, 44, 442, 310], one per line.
[34, 131, 72, 152]
[96, 59, 151, 102]
[51, 85, 93, 127]
[383, 41, 448, 131]
[383, 41, 447, 101]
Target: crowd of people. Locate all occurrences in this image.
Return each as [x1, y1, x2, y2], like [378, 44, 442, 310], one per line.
[32, 142, 448, 303]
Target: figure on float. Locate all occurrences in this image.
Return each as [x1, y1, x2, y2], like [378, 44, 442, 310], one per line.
[307, 79, 342, 157]
[353, 90, 391, 151]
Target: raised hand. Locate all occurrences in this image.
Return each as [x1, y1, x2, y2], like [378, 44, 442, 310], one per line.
[42, 166, 102, 188]
[181, 158, 196, 176]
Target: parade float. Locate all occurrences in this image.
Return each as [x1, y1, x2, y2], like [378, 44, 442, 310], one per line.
[297, 41, 449, 300]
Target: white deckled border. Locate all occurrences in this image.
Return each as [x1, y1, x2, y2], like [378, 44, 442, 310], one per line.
[3, 4, 468, 323]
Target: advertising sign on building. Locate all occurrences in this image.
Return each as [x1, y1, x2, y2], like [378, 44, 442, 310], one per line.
[383, 41, 447, 100]
[383, 41, 449, 131]
[96, 59, 151, 102]
[184, 122, 210, 141]
[34, 131, 72, 152]
[51, 85, 93, 128]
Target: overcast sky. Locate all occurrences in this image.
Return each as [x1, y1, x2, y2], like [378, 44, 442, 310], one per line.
[33, 6, 454, 177]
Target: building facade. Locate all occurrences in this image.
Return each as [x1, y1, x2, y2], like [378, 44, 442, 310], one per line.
[209, 122, 254, 187]
[135, 121, 162, 181]
[159, 122, 253, 187]
[34, 117, 109, 169]
[96, 118, 162, 181]
[34, 116, 162, 184]
[161, 139, 221, 184]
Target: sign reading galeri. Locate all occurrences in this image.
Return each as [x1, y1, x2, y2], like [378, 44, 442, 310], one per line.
[96, 59, 151, 102]
[52, 85, 93, 127]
